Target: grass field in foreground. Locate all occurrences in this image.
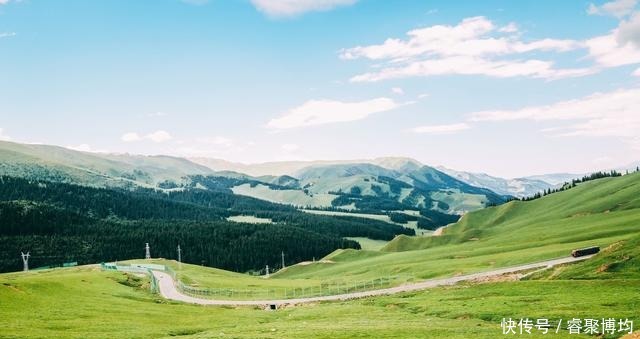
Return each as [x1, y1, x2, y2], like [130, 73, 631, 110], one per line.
[1, 238, 638, 339]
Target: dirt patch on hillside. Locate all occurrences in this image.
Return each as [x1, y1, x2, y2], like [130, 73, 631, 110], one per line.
[2, 282, 24, 293]
[470, 272, 523, 284]
[297, 260, 334, 266]
[433, 226, 446, 236]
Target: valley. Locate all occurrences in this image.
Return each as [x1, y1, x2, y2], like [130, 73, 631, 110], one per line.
[1, 172, 638, 338]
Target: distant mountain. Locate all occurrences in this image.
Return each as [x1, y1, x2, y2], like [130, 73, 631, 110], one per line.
[189, 158, 358, 177]
[524, 173, 582, 186]
[189, 156, 424, 177]
[619, 160, 640, 173]
[436, 167, 561, 198]
[0, 140, 214, 188]
[233, 162, 509, 216]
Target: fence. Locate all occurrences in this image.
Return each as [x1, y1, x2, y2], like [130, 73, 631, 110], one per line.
[101, 262, 410, 301]
[100, 262, 160, 293]
[173, 275, 405, 300]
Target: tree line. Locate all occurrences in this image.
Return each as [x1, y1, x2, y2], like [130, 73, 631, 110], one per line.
[520, 170, 625, 202]
[0, 176, 419, 273]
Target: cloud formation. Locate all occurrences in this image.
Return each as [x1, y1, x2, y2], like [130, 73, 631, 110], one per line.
[584, 11, 640, 68]
[121, 130, 173, 143]
[341, 16, 590, 82]
[251, 0, 356, 17]
[588, 0, 637, 17]
[267, 97, 401, 129]
[469, 87, 640, 142]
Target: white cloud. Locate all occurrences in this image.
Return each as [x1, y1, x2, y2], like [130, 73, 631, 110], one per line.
[121, 132, 142, 142]
[267, 97, 401, 129]
[0, 128, 11, 141]
[121, 130, 173, 143]
[0, 0, 10, 5]
[251, 0, 356, 17]
[391, 87, 404, 95]
[618, 11, 640, 46]
[588, 0, 637, 18]
[350, 56, 595, 82]
[411, 123, 470, 134]
[469, 88, 640, 143]
[585, 13, 640, 68]
[0, 32, 16, 38]
[633, 67, 640, 75]
[146, 130, 173, 142]
[498, 22, 518, 33]
[341, 16, 588, 82]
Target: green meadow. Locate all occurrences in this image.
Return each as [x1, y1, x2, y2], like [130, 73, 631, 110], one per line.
[1, 173, 639, 338]
[1, 236, 638, 338]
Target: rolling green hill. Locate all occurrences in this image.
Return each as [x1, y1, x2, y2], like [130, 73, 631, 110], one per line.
[274, 172, 640, 283]
[0, 173, 638, 338]
[0, 176, 417, 273]
[383, 171, 640, 252]
[0, 140, 214, 188]
[0, 141, 509, 232]
[0, 235, 638, 338]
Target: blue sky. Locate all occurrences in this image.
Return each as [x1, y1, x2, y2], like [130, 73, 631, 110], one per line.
[1, 0, 639, 177]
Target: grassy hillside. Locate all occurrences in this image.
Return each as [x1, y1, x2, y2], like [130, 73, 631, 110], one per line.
[274, 173, 640, 283]
[0, 176, 418, 273]
[0, 140, 214, 187]
[1, 173, 638, 338]
[384, 171, 640, 252]
[1, 239, 638, 338]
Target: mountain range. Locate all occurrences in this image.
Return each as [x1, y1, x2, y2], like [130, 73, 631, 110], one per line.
[3, 140, 627, 217]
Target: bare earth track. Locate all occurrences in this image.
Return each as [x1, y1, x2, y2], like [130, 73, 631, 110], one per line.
[152, 255, 593, 307]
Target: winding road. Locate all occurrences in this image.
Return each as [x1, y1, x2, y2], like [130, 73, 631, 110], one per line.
[152, 255, 592, 307]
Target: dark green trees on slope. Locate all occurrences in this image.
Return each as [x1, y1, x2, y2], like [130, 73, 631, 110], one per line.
[0, 176, 415, 273]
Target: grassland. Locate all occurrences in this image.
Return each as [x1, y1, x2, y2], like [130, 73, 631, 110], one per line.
[274, 173, 640, 282]
[345, 237, 389, 251]
[1, 239, 638, 338]
[1, 173, 638, 338]
[302, 209, 432, 235]
[232, 183, 338, 208]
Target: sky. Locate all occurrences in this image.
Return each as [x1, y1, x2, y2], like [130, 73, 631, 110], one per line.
[1, 0, 640, 178]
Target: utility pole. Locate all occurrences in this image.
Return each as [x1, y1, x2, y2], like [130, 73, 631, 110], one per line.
[281, 251, 285, 269]
[177, 245, 182, 269]
[265, 265, 270, 278]
[21, 252, 30, 272]
[145, 243, 151, 260]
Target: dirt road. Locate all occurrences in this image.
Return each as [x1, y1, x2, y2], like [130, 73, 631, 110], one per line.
[152, 255, 591, 307]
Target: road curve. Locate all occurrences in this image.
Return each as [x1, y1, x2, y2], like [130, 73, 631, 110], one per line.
[152, 255, 592, 307]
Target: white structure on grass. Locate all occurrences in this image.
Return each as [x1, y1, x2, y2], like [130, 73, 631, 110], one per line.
[21, 252, 30, 272]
